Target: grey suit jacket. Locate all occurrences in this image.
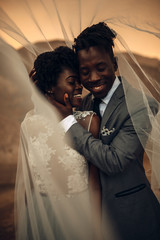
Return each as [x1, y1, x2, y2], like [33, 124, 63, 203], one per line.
[67, 79, 160, 240]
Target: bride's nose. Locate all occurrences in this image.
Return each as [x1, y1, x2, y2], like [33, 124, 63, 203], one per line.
[75, 81, 83, 89]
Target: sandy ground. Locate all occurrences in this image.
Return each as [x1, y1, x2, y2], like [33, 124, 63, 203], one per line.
[0, 185, 15, 240]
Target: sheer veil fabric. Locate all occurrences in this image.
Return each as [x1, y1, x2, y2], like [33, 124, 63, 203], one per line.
[0, 0, 160, 239]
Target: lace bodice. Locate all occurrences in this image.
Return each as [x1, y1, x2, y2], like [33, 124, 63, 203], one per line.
[21, 110, 94, 198]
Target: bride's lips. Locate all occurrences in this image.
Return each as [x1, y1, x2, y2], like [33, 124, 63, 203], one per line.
[73, 90, 82, 100]
[73, 94, 82, 98]
[73, 94, 82, 101]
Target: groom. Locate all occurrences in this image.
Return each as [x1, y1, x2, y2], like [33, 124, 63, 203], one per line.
[56, 22, 160, 240]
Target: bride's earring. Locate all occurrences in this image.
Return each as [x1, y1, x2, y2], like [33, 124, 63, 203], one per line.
[47, 90, 54, 95]
[47, 87, 55, 96]
[45, 89, 55, 102]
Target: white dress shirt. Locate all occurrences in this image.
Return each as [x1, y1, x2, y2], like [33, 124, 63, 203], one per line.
[60, 76, 121, 132]
[99, 76, 120, 117]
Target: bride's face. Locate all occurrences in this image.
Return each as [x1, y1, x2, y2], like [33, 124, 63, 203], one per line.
[52, 68, 83, 107]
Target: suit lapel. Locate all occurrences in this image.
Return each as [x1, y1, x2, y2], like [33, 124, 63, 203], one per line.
[88, 95, 94, 110]
[101, 83, 124, 130]
[82, 93, 93, 111]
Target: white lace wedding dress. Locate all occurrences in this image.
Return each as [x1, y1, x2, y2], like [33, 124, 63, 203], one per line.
[16, 109, 95, 240]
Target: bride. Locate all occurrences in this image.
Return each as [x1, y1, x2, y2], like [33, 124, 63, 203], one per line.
[15, 45, 101, 240]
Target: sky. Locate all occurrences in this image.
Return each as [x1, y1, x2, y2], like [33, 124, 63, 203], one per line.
[0, 0, 160, 59]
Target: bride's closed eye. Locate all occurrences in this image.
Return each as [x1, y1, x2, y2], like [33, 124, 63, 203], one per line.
[68, 80, 75, 85]
[66, 76, 77, 85]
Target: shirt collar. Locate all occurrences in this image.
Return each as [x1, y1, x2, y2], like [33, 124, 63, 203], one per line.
[101, 76, 121, 105]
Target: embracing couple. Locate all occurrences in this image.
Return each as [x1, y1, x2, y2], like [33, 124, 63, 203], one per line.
[18, 22, 160, 240]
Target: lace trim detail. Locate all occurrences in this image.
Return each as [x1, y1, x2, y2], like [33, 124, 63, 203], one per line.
[73, 110, 94, 120]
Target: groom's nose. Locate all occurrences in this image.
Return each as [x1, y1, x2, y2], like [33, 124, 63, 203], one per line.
[90, 70, 100, 82]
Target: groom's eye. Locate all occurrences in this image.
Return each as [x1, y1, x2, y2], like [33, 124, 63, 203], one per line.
[97, 63, 107, 72]
[80, 68, 89, 76]
[98, 67, 105, 72]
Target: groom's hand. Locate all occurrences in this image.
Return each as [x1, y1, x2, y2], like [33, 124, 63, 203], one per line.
[46, 93, 73, 119]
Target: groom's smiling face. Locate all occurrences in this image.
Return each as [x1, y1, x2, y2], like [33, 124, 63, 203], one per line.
[78, 46, 117, 99]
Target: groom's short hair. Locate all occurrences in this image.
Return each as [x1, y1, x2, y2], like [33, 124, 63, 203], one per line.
[73, 22, 116, 60]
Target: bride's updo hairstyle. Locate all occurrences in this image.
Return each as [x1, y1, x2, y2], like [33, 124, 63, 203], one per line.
[73, 22, 117, 62]
[31, 46, 79, 94]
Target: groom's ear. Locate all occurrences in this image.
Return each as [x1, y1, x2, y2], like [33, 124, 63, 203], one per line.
[113, 57, 118, 72]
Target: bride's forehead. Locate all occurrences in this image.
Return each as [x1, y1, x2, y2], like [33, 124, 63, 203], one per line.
[57, 68, 77, 81]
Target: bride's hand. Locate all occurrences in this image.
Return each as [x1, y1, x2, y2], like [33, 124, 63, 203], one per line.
[46, 93, 73, 119]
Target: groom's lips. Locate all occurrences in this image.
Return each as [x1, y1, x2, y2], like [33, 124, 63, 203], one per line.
[86, 79, 106, 92]
[85, 79, 105, 87]
[92, 85, 105, 92]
